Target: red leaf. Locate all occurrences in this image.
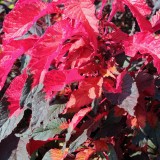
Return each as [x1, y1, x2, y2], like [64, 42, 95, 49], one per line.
[44, 70, 66, 97]
[6, 72, 28, 117]
[64, 0, 98, 33]
[114, 106, 126, 117]
[28, 20, 87, 87]
[135, 71, 154, 95]
[106, 27, 129, 43]
[103, 71, 126, 93]
[50, 149, 68, 160]
[3, 0, 60, 40]
[135, 103, 146, 128]
[94, 139, 108, 152]
[65, 107, 91, 143]
[63, 0, 98, 51]
[147, 112, 158, 128]
[94, 112, 108, 122]
[75, 148, 94, 160]
[79, 62, 102, 76]
[26, 137, 65, 155]
[27, 24, 63, 87]
[64, 39, 94, 69]
[26, 139, 53, 155]
[44, 69, 83, 97]
[0, 37, 38, 90]
[126, 115, 138, 128]
[65, 77, 103, 111]
[69, 107, 91, 132]
[69, 37, 87, 53]
[65, 69, 84, 84]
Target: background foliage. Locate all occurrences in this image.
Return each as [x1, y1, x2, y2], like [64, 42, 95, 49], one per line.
[0, 0, 160, 160]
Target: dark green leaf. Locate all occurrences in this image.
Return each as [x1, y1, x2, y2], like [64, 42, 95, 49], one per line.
[31, 118, 67, 141]
[105, 74, 139, 116]
[107, 144, 118, 160]
[9, 138, 30, 160]
[69, 129, 88, 153]
[42, 150, 52, 160]
[0, 97, 9, 127]
[20, 74, 33, 107]
[0, 109, 25, 142]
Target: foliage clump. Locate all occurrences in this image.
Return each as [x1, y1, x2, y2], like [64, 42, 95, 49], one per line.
[0, 0, 160, 159]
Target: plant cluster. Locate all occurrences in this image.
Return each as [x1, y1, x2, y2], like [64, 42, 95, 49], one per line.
[0, 0, 160, 159]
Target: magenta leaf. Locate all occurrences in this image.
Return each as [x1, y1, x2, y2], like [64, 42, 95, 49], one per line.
[123, 0, 152, 32]
[27, 20, 87, 88]
[108, 0, 125, 22]
[3, 0, 60, 40]
[63, 0, 98, 50]
[108, 0, 152, 31]
[123, 32, 160, 73]
[0, 37, 38, 90]
[1, 0, 160, 159]
[127, 0, 151, 16]
[151, 10, 160, 32]
[64, 0, 98, 33]
[5, 73, 27, 117]
[44, 69, 83, 97]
